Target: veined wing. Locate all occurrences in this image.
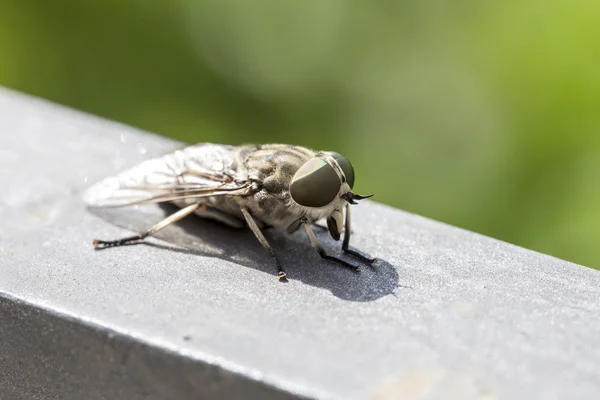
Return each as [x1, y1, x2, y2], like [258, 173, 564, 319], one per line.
[83, 143, 250, 208]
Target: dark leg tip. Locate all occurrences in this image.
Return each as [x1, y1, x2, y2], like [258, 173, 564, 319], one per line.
[278, 272, 288, 282]
[93, 239, 118, 250]
[344, 248, 378, 265]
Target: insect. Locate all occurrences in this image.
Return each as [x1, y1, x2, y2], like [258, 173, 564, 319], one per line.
[84, 143, 376, 280]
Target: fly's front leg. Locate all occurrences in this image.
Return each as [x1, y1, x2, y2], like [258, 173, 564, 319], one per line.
[343, 204, 377, 263]
[93, 203, 201, 249]
[241, 207, 287, 281]
[303, 220, 360, 272]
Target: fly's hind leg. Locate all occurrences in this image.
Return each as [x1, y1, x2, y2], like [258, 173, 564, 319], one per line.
[342, 204, 377, 263]
[93, 203, 201, 249]
[240, 207, 286, 281]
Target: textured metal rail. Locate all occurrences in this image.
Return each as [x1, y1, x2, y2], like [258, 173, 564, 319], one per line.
[1, 87, 599, 400]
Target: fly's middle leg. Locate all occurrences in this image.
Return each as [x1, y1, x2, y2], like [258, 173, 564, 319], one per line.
[240, 207, 287, 281]
[93, 203, 201, 249]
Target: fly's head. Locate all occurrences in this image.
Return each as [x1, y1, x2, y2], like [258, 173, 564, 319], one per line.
[289, 151, 373, 240]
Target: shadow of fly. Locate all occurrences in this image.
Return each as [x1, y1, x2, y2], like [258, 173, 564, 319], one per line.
[84, 143, 376, 281]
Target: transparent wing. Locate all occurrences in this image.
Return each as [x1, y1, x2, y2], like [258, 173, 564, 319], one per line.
[83, 143, 250, 208]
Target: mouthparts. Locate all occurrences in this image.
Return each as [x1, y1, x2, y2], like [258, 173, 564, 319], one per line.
[341, 191, 374, 205]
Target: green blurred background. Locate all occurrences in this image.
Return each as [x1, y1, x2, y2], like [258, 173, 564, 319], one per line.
[1, 1, 599, 269]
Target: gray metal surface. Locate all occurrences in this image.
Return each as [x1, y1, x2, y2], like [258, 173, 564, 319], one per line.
[1, 87, 599, 400]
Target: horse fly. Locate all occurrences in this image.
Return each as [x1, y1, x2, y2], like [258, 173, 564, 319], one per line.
[84, 143, 376, 281]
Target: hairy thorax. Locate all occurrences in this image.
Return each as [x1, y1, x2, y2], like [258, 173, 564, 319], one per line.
[237, 145, 347, 229]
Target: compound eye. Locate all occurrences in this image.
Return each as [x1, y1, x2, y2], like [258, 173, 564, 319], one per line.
[325, 151, 355, 189]
[290, 158, 341, 208]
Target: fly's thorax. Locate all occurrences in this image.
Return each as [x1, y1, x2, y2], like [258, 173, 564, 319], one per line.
[238, 145, 361, 230]
[241, 145, 315, 194]
[235, 145, 316, 228]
